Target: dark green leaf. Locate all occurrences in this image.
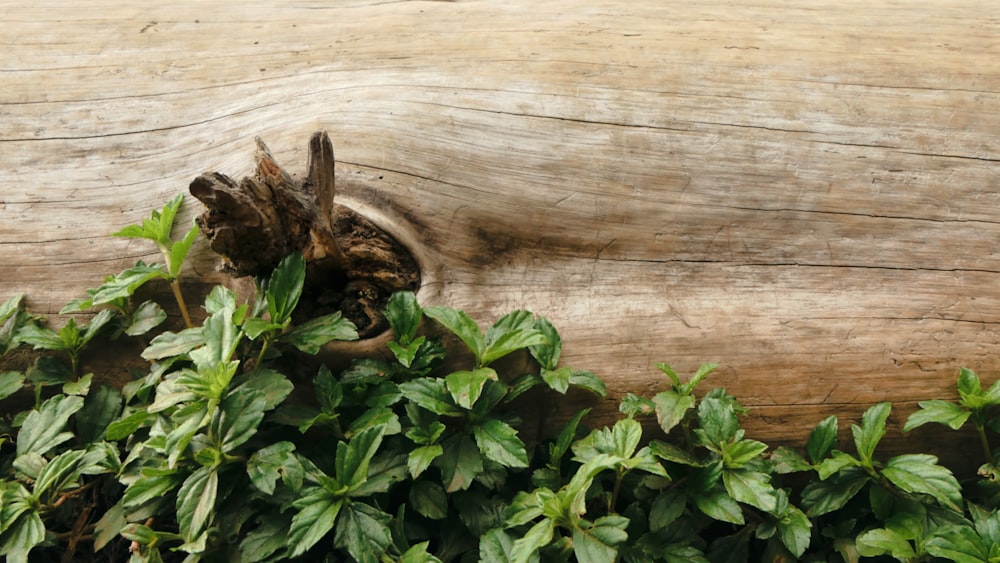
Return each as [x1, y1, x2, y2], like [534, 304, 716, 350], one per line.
[529, 316, 562, 370]
[399, 378, 463, 417]
[540, 366, 572, 394]
[232, 368, 294, 411]
[76, 384, 122, 444]
[653, 389, 696, 434]
[480, 529, 526, 563]
[335, 502, 393, 563]
[853, 402, 891, 464]
[176, 466, 218, 541]
[410, 480, 448, 520]
[288, 487, 343, 557]
[695, 488, 745, 524]
[445, 368, 497, 410]
[385, 291, 422, 344]
[882, 453, 963, 512]
[437, 434, 483, 492]
[16, 394, 84, 457]
[649, 439, 704, 467]
[0, 371, 25, 401]
[238, 516, 291, 563]
[25, 355, 72, 386]
[777, 503, 812, 557]
[247, 441, 305, 495]
[723, 468, 777, 512]
[904, 400, 971, 432]
[92, 500, 126, 551]
[925, 523, 991, 563]
[352, 451, 408, 496]
[569, 369, 607, 397]
[0, 508, 45, 562]
[267, 253, 306, 324]
[285, 312, 359, 354]
[511, 519, 554, 563]
[423, 306, 484, 360]
[574, 515, 628, 563]
[695, 396, 740, 448]
[806, 414, 838, 463]
[408, 445, 443, 479]
[474, 418, 529, 468]
[800, 466, 869, 516]
[770, 446, 812, 474]
[550, 408, 590, 467]
[649, 488, 686, 531]
[335, 424, 386, 490]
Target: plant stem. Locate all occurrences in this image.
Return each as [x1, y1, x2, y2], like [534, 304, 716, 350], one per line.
[976, 420, 992, 465]
[170, 279, 193, 329]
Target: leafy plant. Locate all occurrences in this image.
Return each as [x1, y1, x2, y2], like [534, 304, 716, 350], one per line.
[3, 194, 1000, 563]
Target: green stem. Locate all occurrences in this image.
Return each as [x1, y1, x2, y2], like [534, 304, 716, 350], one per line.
[170, 279, 193, 329]
[976, 420, 992, 465]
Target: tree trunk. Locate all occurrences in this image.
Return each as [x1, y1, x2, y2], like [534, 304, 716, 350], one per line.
[3, 0, 999, 470]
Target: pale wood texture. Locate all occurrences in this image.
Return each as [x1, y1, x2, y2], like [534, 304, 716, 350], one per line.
[3, 1, 1000, 466]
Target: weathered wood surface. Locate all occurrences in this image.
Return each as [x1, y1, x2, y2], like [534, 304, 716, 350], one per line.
[3, 1, 1000, 466]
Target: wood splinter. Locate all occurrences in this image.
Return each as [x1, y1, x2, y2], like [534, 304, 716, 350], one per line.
[189, 131, 420, 337]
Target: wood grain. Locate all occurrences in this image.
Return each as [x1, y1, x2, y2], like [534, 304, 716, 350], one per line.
[3, 1, 1000, 469]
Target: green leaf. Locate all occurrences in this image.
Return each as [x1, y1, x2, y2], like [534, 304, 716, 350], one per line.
[529, 316, 562, 371]
[214, 389, 267, 452]
[126, 300, 167, 336]
[769, 446, 812, 474]
[247, 441, 305, 495]
[168, 224, 199, 277]
[445, 368, 497, 410]
[549, 408, 590, 468]
[238, 517, 291, 563]
[511, 519, 554, 563]
[123, 468, 184, 508]
[113, 194, 183, 244]
[352, 451, 408, 496]
[904, 400, 971, 432]
[288, 487, 343, 557]
[649, 439, 704, 467]
[683, 363, 719, 394]
[569, 369, 607, 397]
[653, 389, 696, 434]
[817, 450, 861, 480]
[723, 439, 768, 468]
[800, 466, 869, 516]
[853, 402, 891, 464]
[87, 263, 169, 306]
[695, 396, 740, 448]
[266, 252, 306, 324]
[385, 291, 422, 345]
[649, 488, 686, 531]
[15, 322, 66, 351]
[243, 317, 283, 340]
[176, 466, 218, 541]
[925, 523, 991, 563]
[334, 502, 393, 563]
[574, 515, 628, 563]
[474, 418, 529, 468]
[723, 468, 777, 512]
[399, 378, 463, 417]
[410, 480, 448, 520]
[958, 366, 983, 400]
[695, 487, 745, 524]
[141, 327, 204, 360]
[33, 449, 87, 498]
[481, 529, 527, 563]
[540, 366, 572, 394]
[105, 407, 150, 441]
[806, 414, 838, 463]
[408, 445, 443, 479]
[190, 307, 242, 369]
[423, 306, 484, 360]
[856, 528, 916, 561]
[16, 394, 84, 457]
[0, 371, 25, 401]
[232, 368, 294, 410]
[881, 453, 963, 512]
[388, 337, 424, 368]
[285, 312, 359, 354]
[437, 434, 483, 492]
[776, 503, 812, 557]
[336, 424, 386, 490]
[481, 311, 548, 366]
[400, 541, 444, 563]
[76, 384, 122, 444]
[0, 508, 44, 562]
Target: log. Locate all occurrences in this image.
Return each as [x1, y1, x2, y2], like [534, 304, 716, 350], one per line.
[3, 0, 999, 469]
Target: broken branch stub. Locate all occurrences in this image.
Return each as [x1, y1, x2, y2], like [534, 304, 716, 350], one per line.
[189, 131, 420, 337]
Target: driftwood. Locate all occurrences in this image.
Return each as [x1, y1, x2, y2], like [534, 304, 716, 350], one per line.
[189, 131, 419, 336]
[3, 1, 1000, 470]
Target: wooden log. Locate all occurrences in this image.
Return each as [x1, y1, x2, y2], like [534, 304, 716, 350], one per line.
[3, 0, 999, 470]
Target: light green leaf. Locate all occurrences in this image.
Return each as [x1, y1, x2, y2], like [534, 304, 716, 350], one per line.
[436, 434, 483, 492]
[388, 337, 423, 368]
[925, 523, 991, 563]
[540, 366, 572, 394]
[445, 368, 497, 410]
[653, 389, 696, 434]
[856, 528, 916, 561]
[141, 327, 204, 360]
[904, 400, 971, 432]
[105, 408, 150, 441]
[529, 316, 562, 370]
[574, 515, 628, 563]
[0, 508, 45, 563]
[882, 453, 963, 512]
[168, 224, 199, 277]
[214, 389, 267, 452]
[33, 449, 86, 498]
[723, 468, 777, 512]
[481, 311, 547, 366]
[334, 502, 393, 563]
[682, 363, 718, 394]
[723, 439, 768, 468]
[242, 317, 283, 340]
[0, 371, 24, 401]
[126, 300, 167, 336]
[89, 263, 169, 306]
[423, 306, 484, 360]
[511, 519, 554, 563]
[695, 488, 745, 524]
[474, 418, 529, 468]
[288, 487, 343, 557]
[400, 541, 444, 563]
[777, 504, 812, 557]
[123, 469, 183, 508]
[695, 396, 740, 448]
[16, 394, 84, 457]
[232, 368, 294, 411]
[190, 308, 242, 369]
[568, 369, 607, 397]
[285, 312, 359, 354]
[335, 425, 386, 490]
[176, 466, 218, 541]
[817, 450, 861, 480]
[769, 446, 813, 474]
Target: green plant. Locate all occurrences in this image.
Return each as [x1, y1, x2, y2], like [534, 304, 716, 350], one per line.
[3, 194, 1000, 563]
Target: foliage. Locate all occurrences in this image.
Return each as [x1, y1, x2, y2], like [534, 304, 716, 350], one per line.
[1, 195, 1000, 562]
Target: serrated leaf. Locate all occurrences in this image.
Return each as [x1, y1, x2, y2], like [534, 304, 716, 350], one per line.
[238, 517, 291, 563]
[649, 439, 704, 467]
[806, 414, 838, 464]
[288, 487, 343, 557]
[285, 312, 359, 354]
[904, 400, 971, 432]
[777, 504, 812, 557]
[399, 378, 463, 416]
[445, 368, 497, 410]
[683, 363, 719, 394]
[481, 312, 547, 366]
[540, 366, 572, 394]
[724, 439, 768, 467]
[653, 389, 696, 434]
[474, 418, 529, 468]
[247, 441, 304, 495]
[334, 502, 393, 563]
[123, 469, 183, 509]
[423, 306, 484, 360]
[232, 368, 294, 411]
[0, 507, 45, 563]
[88, 263, 169, 306]
[569, 369, 607, 397]
[481, 528, 528, 563]
[16, 394, 84, 457]
[650, 488, 686, 531]
[400, 541, 443, 563]
[882, 453, 963, 512]
[168, 224, 199, 277]
[696, 396, 740, 448]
